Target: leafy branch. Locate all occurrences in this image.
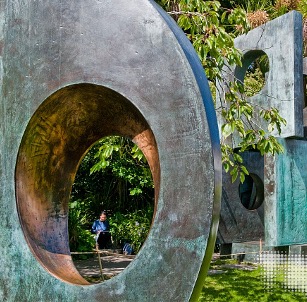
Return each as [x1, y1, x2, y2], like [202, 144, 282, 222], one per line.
[90, 136, 153, 196]
[156, 0, 287, 182]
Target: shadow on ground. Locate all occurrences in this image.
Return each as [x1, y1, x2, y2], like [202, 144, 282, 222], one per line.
[74, 253, 135, 283]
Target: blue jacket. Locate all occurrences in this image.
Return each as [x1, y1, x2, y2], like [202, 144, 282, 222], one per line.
[91, 220, 110, 234]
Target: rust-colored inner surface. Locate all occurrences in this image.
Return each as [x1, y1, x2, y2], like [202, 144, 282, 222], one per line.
[15, 83, 160, 285]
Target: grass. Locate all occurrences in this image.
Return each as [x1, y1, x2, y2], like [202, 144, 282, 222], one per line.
[77, 255, 307, 300]
[199, 260, 307, 301]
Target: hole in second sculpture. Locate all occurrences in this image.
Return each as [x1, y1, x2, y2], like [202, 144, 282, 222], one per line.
[238, 173, 264, 210]
[234, 50, 269, 98]
[243, 52, 269, 97]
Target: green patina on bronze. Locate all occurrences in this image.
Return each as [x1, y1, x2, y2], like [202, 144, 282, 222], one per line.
[0, 0, 221, 301]
[16, 84, 159, 285]
[217, 12, 307, 253]
[265, 139, 307, 247]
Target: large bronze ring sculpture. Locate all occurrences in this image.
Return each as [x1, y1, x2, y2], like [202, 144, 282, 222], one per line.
[2, 1, 221, 301]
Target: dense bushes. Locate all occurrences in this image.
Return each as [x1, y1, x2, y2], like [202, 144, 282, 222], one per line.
[68, 200, 96, 256]
[109, 207, 154, 253]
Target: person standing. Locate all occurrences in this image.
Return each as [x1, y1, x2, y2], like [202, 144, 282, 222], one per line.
[91, 211, 111, 249]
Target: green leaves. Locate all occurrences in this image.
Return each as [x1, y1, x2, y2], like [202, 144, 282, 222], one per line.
[218, 78, 286, 182]
[155, 0, 288, 183]
[260, 108, 287, 135]
[161, 0, 247, 82]
[221, 144, 249, 183]
[90, 136, 153, 196]
[68, 200, 96, 254]
[109, 208, 154, 253]
[221, 123, 233, 138]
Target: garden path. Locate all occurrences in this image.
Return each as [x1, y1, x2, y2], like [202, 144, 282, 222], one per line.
[74, 253, 135, 281]
[73, 253, 257, 283]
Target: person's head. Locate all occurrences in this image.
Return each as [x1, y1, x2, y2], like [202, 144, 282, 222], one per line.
[99, 211, 107, 221]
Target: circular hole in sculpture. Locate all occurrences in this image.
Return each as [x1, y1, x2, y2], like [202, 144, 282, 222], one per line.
[235, 50, 269, 97]
[238, 173, 264, 210]
[15, 83, 160, 285]
[69, 135, 155, 283]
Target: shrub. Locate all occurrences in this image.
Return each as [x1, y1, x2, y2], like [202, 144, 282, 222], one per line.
[109, 207, 154, 253]
[69, 200, 96, 258]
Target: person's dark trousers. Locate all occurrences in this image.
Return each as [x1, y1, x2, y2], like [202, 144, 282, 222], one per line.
[97, 232, 111, 249]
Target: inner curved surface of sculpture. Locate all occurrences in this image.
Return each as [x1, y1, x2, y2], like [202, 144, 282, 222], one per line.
[16, 83, 160, 285]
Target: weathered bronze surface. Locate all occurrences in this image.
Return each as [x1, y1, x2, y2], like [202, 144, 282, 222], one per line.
[1, 1, 221, 301]
[16, 84, 160, 285]
[217, 11, 303, 143]
[218, 151, 264, 244]
[217, 12, 307, 251]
